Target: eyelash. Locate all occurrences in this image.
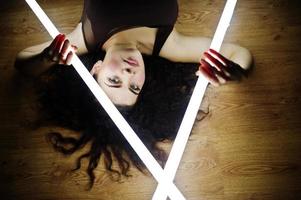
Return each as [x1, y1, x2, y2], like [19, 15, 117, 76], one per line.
[108, 76, 121, 84]
[130, 84, 140, 92]
[108, 76, 140, 92]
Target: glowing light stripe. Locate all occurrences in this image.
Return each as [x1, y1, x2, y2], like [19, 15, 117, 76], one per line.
[24, 1, 184, 199]
[152, 0, 238, 199]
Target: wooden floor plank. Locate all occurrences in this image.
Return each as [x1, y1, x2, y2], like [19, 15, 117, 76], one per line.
[0, 0, 300, 199]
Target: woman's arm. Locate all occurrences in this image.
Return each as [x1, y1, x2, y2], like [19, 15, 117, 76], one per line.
[15, 23, 88, 77]
[160, 29, 252, 70]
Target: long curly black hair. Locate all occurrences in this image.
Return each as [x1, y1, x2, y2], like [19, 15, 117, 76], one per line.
[35, 50, 199, 188]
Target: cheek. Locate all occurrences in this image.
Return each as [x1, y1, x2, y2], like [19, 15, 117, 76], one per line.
[106, 58, 122, 71]
[97, 67, 113, 83]
[136, 73, 145, 85]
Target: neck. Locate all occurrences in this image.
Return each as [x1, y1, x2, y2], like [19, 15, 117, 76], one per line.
[103, 36, 140, 52]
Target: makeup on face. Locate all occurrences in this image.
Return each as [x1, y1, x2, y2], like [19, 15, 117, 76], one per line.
[92, 47, 146, 105]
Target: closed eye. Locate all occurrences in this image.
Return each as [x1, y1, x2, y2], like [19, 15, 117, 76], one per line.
[104, 82, 139, 95]
[130, 84, 141, 95]
[107, 76, 121, 85]
[105, 76, 140, 95]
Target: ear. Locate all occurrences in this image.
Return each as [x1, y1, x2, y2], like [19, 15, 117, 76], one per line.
[90, 60, 102, 75]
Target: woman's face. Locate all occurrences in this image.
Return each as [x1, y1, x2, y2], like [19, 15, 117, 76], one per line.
[91, 46, 145, 106]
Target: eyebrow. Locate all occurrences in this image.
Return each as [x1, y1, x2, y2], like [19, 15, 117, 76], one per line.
[104, 82, 138, 96]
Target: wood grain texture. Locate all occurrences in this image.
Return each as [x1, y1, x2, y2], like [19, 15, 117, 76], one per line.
[0, 0, 301, 199]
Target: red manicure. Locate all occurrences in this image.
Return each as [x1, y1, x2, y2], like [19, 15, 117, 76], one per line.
[56, 34, 66, 51]
[204, 52, 224, 70]
[200, 59, 219, 82]
[209, 49, 228, 64]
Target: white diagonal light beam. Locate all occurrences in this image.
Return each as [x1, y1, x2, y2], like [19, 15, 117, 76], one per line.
[152, 0, 238, 199]
[24, 0, 185, 199]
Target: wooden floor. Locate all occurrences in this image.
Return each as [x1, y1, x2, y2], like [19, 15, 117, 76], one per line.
[1, 0, 301, 199]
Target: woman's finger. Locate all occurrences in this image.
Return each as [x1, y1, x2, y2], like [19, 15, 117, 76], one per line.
[200, 59, 216, 78]
[48, 34, 62, 56]
[208, 63, 230, 83]
[60, 39, 70, 60]
[200, 59, 219, 84]
[205, 51, 235, 78]
[208, 48, 229, 65]
[196, 66, 227, 85]
[227, 62, 246, 80]
[53, 34, 66, 61]
[204, 52, 225, 71]
[71, 45, 78, 52]
[198, 67, 220, 86]
[201, 59, 229, 84]
[209, 48, 247, 80]
[65, 51, 74, 65]
[50, 34, 63, 54]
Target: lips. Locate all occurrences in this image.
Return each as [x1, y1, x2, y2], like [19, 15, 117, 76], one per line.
[124, 57, 139, 67]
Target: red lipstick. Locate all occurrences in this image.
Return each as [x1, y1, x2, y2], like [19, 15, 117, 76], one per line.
[124, 57, 139, 67]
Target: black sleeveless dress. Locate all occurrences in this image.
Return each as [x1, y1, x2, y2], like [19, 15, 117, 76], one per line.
[81, 0, 178, 56]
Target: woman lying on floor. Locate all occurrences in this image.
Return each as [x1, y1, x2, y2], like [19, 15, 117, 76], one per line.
[15, 0, 252, 188]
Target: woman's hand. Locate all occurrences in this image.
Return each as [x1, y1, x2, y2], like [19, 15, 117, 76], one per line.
[196, 49, 247, 86]
[15, 24, 87, 77]
[42, 34, 78, 65]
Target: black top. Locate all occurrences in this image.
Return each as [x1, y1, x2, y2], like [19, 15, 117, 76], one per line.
[81, 0, 178, 55]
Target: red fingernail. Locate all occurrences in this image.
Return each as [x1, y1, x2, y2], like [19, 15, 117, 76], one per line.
[200, 60, 214, 76]
[201, 66, 219, 82]
[200, 58, 212, 68]
[200, 59, 219, 81]
[204, 52, 212, 60]
[59, 35, 65, 43]
[201, 65, 214, 77]
[209, 48, 217, 54]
